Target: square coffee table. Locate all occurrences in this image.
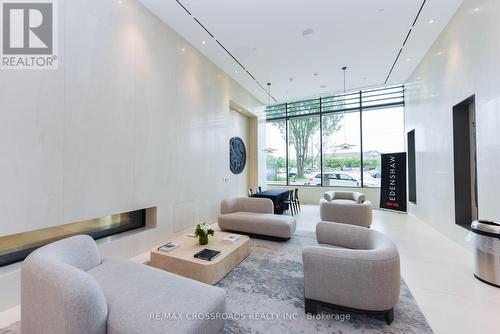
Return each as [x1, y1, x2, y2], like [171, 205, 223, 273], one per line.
[150, 231, 250, 285]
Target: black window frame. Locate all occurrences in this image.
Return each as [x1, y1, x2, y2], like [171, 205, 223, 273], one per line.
[265, 85, 405, 188]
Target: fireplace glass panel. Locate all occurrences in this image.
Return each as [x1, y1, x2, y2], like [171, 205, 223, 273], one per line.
[0, 209, 146, 266]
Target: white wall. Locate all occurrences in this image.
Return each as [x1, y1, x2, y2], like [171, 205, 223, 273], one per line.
[0, 0, 262, 309]
[405, 0, 500, 247]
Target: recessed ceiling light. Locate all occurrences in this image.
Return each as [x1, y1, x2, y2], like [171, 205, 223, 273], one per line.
[320, 84, 327, 89]
[117, 0, 123, 4]
[437, 51, 443, 56]
[289, 77, 294, 82]
[428, 19, 435, 24]
[377, 8, 385, 13]
[406, 57, 412, 61]
[202, 40, 206, 45]
[180, 48, 186, 53]
[234, 70, 238, 74]
[473, 7, 480, 12]
[302, 29, 314, 38]
[313, 72, 318, 77]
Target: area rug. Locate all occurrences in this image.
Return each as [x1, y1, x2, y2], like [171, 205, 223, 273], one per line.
[217, 231, 433, 334]
[0, 322, 19, 334]
[0, 231, 433, 334]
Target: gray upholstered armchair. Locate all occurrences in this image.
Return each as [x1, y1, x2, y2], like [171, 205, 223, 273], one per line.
[320, 191, 373, 227]
[303, 222, 400, 324]
[21, 235, 226, 334]
[323, 191, 366, 204]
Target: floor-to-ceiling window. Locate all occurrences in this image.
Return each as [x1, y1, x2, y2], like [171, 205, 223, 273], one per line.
[362, 106, 405, 187]
[321, 110, 361, 187]
[265, 104, 287, 185]
[286, 99, 321, 185]
[265, 85, 404, 188]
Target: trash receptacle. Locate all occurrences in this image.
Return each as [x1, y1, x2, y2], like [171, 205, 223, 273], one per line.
[470, 220, 500, 288]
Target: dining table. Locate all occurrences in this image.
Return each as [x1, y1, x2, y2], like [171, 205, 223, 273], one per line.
[252, 189, 290, 215]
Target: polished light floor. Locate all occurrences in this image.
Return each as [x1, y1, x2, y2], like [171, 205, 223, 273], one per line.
[295, 205, 500, 334]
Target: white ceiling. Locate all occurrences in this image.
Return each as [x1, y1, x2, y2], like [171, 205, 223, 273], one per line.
[139, 0, 463, 104]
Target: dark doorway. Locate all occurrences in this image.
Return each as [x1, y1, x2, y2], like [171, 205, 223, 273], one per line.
[408, 130, 417, 204]
[452, 95, 478, 229]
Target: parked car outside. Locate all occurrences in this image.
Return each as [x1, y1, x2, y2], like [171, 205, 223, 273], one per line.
[307, 172, 378, 187]
[307, 172, 359, 187]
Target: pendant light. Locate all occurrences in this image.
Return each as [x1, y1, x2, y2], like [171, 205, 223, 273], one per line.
[335, 66, 356, 150]
[264, 83, 278, 154]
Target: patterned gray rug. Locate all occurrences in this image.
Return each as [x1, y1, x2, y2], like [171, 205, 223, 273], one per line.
[0, 231, 432, 334]
[217, 231, 433, 334]
[0, 322, 18, 334]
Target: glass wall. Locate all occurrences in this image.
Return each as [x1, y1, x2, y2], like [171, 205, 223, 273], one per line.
[265, 85, 405, 188]
[321, 111, 361, 187]
[265, 120, 287, 185]
[288, 115, 320, 185]
[362, 106, 405, 187]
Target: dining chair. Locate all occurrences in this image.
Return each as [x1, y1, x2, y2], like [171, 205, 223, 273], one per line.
[257, 186, 262, 193]
[294, 188, 301, 212]
[248, 188, 253, 197]
[282, 190, 295, 216]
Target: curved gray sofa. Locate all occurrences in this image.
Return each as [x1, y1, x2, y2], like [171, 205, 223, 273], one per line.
[303, 222, 400, 324]
[21, 235, 226, 334]
[218, 197, 296, 240]
[320, 191, 373, 228]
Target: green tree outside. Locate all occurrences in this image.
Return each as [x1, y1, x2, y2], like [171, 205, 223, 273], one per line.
[277, 110, 342, 178]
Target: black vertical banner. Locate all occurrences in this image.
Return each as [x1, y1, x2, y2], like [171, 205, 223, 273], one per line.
[380, 152, 407, 212]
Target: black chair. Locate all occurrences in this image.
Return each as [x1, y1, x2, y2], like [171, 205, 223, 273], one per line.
[257, 186, 262, 193]
[282, 190, 295, 216]
[248, 188, 253, 197]
[294, 188, 301, 212]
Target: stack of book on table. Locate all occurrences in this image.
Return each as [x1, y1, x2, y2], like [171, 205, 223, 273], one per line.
[223, 234, 241, 243]
[158, 242, 180, 253]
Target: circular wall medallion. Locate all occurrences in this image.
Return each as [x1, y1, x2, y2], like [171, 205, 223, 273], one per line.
[229, 137, 247, 174]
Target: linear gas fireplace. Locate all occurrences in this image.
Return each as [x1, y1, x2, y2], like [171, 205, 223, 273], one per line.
[0, 209, 151, 267]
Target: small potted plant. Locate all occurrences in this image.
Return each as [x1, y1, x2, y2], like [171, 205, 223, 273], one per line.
[195, 223, 215, 245]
